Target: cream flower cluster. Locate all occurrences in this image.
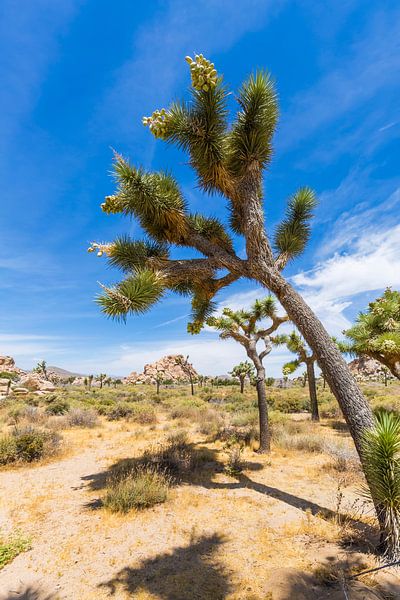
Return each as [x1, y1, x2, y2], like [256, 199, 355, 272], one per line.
[142, 108, 170, 139]
[185, 54, 217, 91]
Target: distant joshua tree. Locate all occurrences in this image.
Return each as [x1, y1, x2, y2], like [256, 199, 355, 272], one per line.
[175, 355, 196, 395]
[96, 373, 107, 389]
[87, 374, 94, 390]
[276, 331, 319, 422]
[343, 288, 400, 381]
[209, 297, 288, 452]
[33, 360, 48, 380]
[229, 361, 254, 394]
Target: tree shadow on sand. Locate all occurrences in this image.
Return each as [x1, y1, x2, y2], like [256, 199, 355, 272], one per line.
[82, 442, 377, 548]
[0, 586, 57, 600]
[98, 533, 231, 600]
[268, 554, 400, 600]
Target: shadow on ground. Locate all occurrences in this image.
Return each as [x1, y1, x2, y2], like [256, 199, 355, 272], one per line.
[0, 586, 57, 600]
[98, 533, 231, 599]
[82, 441, 377, 550]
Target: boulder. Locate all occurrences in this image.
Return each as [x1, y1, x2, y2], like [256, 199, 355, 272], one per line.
[348, 355, 393, 381]
[0, 355, 24, 375]
[124, 355, 199, 385]
[17, 373, 56, 392]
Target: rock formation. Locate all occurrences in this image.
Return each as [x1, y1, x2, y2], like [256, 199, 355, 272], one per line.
[348, 355, 392, 381]
[124, 355, 199, 384]
[0, 355, 24, 375]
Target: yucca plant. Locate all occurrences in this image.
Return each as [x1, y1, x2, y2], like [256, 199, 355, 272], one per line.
[362, 411, 400, 558]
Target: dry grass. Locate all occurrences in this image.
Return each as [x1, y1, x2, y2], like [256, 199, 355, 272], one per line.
[0, 382, 399, 598]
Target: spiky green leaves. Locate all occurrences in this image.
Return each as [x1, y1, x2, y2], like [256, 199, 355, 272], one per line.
[187, 288, 217, 334]
[185, 54, 218, 92]
[227, 71, 278, 176]
[188, 214, 234, 253]
[97, 270, 165, 321]
[111, 156, 189, 243]
[282, 360, 300, 376]
[344, 289, 400, 377]
[362, 411, 400, 559]
[274, 188, 316, 263]
[106, 237, 169, 273]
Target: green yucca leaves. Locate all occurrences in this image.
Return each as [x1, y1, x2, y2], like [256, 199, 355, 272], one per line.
[97, 270, 165, 321]
[274, 188, 317, 261]
[362, 411, 400, 558]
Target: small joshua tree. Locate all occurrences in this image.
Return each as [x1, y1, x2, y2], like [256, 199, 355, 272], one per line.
[33, 360, 48, 380]
[96, 373, 107, 389]
[276, 331, 319, 421]
[88, 374, 94, 390]
[343, 288, 400, 380]
[155, 372, 164, 395]
[175, 355, 196, 395]
[230, 361, 254, 394]
[209, 297, 288, 452]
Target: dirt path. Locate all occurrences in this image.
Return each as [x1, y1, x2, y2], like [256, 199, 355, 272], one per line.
[0, 421, 397, 599]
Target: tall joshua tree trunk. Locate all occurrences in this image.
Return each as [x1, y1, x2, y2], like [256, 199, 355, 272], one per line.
[262, 270, 374, 452]
[306, 359, 319, 422]
[239, 376, 245, 393]
[254, 365, 270, 453]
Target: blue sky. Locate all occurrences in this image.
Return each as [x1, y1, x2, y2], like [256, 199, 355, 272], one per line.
[1, 0, 399, 376]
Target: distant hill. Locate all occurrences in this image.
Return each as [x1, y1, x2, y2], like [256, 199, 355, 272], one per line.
[47, 366, 86, 380]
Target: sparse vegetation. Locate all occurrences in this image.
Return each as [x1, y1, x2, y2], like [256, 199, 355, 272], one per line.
[104, 465, 170, 513]
[0, 531, 31, 569]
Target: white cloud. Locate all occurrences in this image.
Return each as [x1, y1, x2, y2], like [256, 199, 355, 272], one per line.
[293, 223, 400, 335]
[64, 336, 291, 378]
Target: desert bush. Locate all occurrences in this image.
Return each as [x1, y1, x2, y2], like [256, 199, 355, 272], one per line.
[104, 465, 170, 513]
[216, 425, 258, 447]
[273, 427, 325, 453]
[106, 402, 134, 420]
[131, 405, 156, 425]
[45, 399, 70, 415]
[0, 427, 61, 465]
[324, 441, 360, 473]
[224, 444, 243, 476]
[231, 410, 258, 427]
[195, 409, 224, 437]
[66, 408, 99, 428]
[0, 531, 31, 569]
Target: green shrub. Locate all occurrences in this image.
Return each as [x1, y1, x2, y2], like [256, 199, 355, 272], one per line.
[103, 466, 170, 513]
[131, 405, 156, 425]
[106, 402, 134, 420]
[0, 427, 61, 465]
[45, 400, 70, 415]
[0, 435, 17, 465]
[0, 531, 31, 569]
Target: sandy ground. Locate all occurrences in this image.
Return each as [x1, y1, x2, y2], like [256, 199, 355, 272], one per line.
[0, 419, 399, 600]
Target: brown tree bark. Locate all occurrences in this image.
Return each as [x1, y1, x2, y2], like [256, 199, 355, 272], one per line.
[239, 376, 245, 393]
[306, 360, 319, 422]
[258, 268, 374, 454]
[255, 366, 270, 453]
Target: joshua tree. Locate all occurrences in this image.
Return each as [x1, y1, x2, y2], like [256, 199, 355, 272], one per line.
[96, 373, 107, 389]
[209, 297, 288, 452]
[175, 355, 196, 395]
[90, 53, 384, 535]
[33, 360, 48, 380]
[230, 361, 254, 394]
[343, 288, 400, 380]
[87, 374, 94, 390]
[155, 372, 164, 394]
[276, 331, 319, 422]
